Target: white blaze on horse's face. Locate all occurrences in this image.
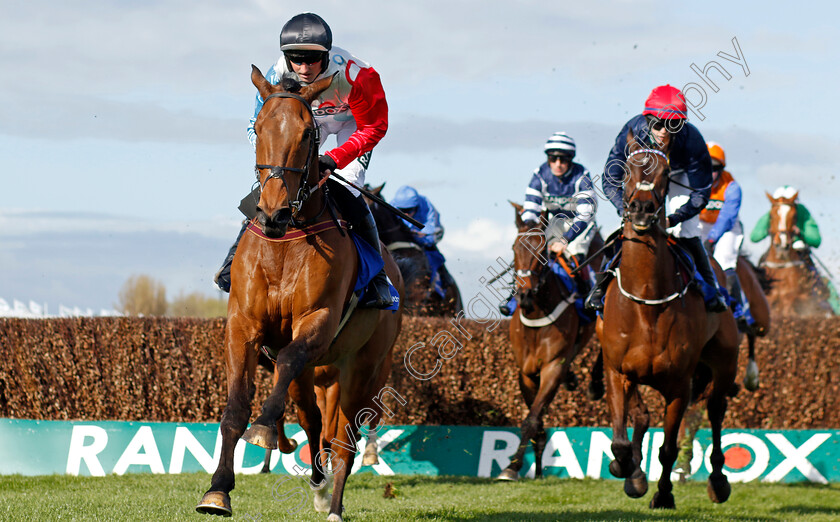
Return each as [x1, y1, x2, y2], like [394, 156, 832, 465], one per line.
[775, 204, 792, 249]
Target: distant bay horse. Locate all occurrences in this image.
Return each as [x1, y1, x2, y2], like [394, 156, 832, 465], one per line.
[496, 203, 604, 481]
[196, 67, 403, 522]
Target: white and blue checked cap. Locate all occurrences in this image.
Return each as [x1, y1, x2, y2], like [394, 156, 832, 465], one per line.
[544, 132, 576, 157]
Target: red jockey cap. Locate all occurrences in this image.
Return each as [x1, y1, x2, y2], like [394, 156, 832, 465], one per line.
[643, 84, 688, 120]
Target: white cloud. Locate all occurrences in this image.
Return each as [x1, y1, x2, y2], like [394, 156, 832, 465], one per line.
[439, 218, 517, 259]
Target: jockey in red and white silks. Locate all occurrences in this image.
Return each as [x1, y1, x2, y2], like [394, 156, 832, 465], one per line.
[247, 46, 388, 197]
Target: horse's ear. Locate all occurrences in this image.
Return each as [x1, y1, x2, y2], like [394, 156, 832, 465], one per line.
[765, 191, 775, 203]
[372, 183, 385, 197]
[509, 201, 524, 226]
[791, 191, 799, 202]
[251, 65, 273, 101]
[300, 73, 336, 104]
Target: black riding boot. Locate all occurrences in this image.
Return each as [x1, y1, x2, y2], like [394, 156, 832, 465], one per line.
[725, 268, 749, 329]
[350, 195, 393, 309]
[584, 271, 613, 312]
[214, 220, 249, 293]
[679, 236, 727, 312]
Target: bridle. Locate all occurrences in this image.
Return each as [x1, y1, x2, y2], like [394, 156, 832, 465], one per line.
[770, 203, 795, 251]
[514, 229, 576, 327]
[622, 148, 671, 231]
[253, 92, 322, 221]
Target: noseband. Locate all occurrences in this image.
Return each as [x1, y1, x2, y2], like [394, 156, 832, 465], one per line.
[622, 148, 670, 230]
[254, 92, 320, 216]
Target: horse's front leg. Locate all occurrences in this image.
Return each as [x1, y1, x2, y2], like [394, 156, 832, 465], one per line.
[196, 316, 261, 516]
[244, 309, 335, 447]
[650, 390, 689, 509]
[605, 366, 635, 482]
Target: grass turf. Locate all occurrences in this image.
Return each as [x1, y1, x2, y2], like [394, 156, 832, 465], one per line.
[0, 473, 838, 521]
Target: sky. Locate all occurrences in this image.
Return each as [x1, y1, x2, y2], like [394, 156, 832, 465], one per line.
[1, 0, 839, 314]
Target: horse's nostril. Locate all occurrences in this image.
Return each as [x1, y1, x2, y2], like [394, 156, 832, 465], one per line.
[643, 201, 656, 214]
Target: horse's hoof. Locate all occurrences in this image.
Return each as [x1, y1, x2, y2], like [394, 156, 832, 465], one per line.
[744, 360, 760, 391]
[624, 470, 648, 498]
[327, 514, 343, 522]
[609, 459, 630, 479]
[708, 474, 731, 503]
[278, 438, 298, 454]
[649, 491, 675, 509]
[587, 380, 605, 401]
[362, 451, 379, 466]
[242, 424, 278, 449]
[312, 478, 332, 513]
[495, 468, 519, 481]
[196, 491, 232, 516]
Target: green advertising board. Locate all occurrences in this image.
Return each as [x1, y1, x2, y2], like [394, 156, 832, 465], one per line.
[0, 419, 838, 483]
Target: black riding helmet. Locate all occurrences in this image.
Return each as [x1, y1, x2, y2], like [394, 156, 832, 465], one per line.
[280, 13, 332, 74]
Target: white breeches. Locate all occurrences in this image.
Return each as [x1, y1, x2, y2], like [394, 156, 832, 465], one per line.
[546, 219, 597, 257]
[664, 171, 702, 239]
[699, 219, 743, 271]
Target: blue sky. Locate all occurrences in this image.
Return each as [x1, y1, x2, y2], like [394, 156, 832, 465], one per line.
[1, 0, 838, 312]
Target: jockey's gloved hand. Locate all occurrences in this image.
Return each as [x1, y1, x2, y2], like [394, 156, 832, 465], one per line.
[319, 154, 337, 173]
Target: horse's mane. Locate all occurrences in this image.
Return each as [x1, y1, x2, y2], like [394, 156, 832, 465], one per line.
[280, 74, 303, 94]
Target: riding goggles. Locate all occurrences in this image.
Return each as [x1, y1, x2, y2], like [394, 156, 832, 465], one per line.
[286, 52, 324, 65]
[547, 154, 572, 164]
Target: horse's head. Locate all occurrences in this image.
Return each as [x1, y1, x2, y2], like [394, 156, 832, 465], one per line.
[766, 190, 799, 252]
[250, 65, 334, 238]
[622, 130, 671, 235]
[510, 202, 551, 311]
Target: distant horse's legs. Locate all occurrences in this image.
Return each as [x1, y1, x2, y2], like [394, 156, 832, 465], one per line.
[500, 361, 564, 480]
[587, 349, 605, 401]
[650, 392, 689, 509]
[744, 333, 760, 391]
[286, 369, 331, 513]
[197, 326, 259, 516]
[532, 418, 547, 479]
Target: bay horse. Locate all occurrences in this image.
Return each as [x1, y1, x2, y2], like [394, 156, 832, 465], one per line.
[760, 191, 834, 317]
[496, 203, 604, 481]
[365, 183, 463, 316]
[596, 133, 739, 509]
[196, 67, 403, 522]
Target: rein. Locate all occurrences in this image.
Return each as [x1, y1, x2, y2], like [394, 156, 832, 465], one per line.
[254, 91, 324, 227]
[617, 148, 691, 306]
[514, 231, 574, 328]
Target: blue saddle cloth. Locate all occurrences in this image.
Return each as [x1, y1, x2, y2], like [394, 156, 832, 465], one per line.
[349, 232, 400, 311]
[670, 244, 754, 325]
